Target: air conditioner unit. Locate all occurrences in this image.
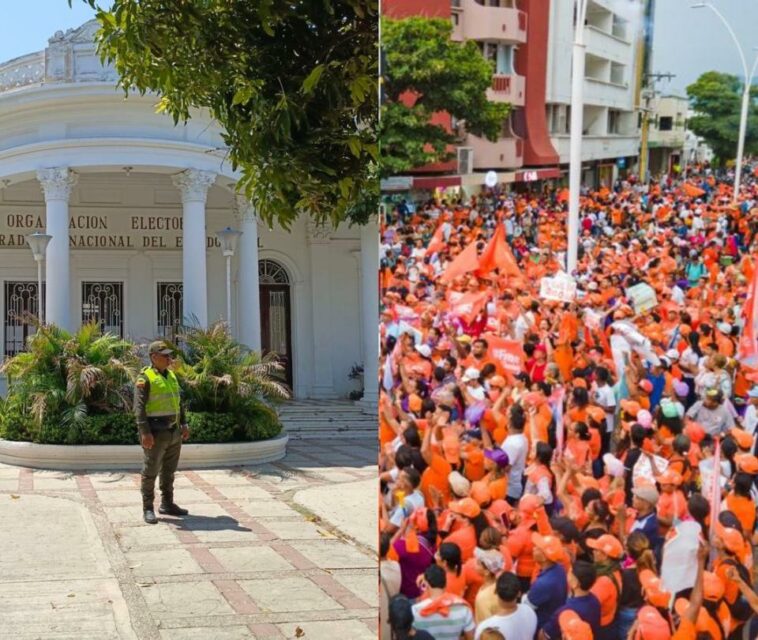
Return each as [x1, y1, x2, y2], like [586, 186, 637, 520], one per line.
[458, 147, 474, 175]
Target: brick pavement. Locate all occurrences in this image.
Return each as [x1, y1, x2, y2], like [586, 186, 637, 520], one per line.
[0, 438, 378, 640]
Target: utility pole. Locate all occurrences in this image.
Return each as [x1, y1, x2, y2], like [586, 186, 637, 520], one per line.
[639, 72, 675, 183]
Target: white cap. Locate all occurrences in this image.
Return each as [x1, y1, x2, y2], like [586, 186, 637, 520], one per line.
[665, 349, 680, 361]
[462, 367, 481, 382]
[415, 344, 432, 358]
[717, 322, 732, 334]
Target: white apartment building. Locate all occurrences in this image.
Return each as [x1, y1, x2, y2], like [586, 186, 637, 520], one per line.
[647, 95, 687, 177]
[545, 0, 642, 186]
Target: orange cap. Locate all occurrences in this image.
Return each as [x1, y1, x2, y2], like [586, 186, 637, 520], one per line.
[703, 571, 725, 602]
[532, 533, 566, 563]
[470, 481, 492, 507]
[409, 507, 429, 533]
[730, 427, 754, 451]
[518, 494, 543, 516]
[573, 378, 587, 389]
[490, 375, 506, 389]
[449, 497, 482, 519]
[737, 454, 758, 474]
[620, 399, 641, 417]
[716, 523, 745, 556]
[558, 610, 594, 640]
[636, 605, 672, 640]
[658, 469, 683, 486]
[639, 570, 672, 608]
[685, 421, 706, 444]
[586, 534, 624, 560]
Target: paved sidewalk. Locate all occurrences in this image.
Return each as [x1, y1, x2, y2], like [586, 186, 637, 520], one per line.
[0, 438, 377, 640]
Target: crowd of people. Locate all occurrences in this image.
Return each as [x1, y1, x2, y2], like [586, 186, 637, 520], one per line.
[378, 168, 758, 640]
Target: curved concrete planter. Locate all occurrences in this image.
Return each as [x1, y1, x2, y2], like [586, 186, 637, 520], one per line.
[0, 435, 288, 471]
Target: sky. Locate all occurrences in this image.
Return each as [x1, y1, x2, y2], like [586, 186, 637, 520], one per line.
[652, 0, 758, 96]
[0, 1, 99, 63]
[1, 0, 758, 98]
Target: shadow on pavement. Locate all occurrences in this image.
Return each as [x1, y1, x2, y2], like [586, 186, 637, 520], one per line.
[170, 514, 251, 533]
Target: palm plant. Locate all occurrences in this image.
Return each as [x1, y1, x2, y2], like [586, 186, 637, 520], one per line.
[1, 322, 140, 427]
[174, 321, 290, 414]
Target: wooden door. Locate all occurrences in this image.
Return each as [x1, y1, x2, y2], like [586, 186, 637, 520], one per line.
[259, 284, 293, 387]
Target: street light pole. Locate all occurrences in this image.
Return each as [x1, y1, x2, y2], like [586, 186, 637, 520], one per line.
[215, 227, 243, 335]
[567, 0, 589, 275]
[692, 3, 757, 203]
[25, 232, 52, 323]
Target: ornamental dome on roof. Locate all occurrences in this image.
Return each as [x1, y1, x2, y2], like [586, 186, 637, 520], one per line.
[0, 20, 117, 94]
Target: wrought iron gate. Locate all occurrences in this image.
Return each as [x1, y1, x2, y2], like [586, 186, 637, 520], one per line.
[81, 282, 123, 337]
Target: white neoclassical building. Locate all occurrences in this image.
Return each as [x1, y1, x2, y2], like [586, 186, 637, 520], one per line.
[0, 21, 378, 404]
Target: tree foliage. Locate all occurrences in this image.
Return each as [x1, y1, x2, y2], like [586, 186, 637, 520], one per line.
[71, 0, 377, 228]
[686, 71, 758, 164]
[380, 17, 510, 178]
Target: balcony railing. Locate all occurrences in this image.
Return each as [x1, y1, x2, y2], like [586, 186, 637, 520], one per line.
[453, 0, 528, 44]
[488, 73, 525, 107]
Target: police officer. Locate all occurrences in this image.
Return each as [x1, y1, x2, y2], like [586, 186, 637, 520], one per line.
[134, 341, 190, 524]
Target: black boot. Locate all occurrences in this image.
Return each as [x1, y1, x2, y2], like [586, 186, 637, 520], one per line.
[159, 501, 188, 516]
[143, 505, 158, 524]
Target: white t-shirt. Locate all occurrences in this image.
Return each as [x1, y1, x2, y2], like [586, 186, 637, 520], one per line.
[593, 383, 616, 433]
[502, 433, 528, 499]
[389, 490, 425, 528]
[474, 604, 537, 640]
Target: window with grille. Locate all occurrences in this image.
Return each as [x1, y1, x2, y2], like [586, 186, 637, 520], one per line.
[4, 281, 44, 357]
[82, 282, 123, 337]
[259, 259, 290, 285]
[157, 282, 183, 339]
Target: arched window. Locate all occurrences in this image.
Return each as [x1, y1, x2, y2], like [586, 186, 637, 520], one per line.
[258, 259, 290, 285]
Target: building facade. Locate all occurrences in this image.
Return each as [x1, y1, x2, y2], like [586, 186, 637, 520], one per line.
[0, 21, 379, 404]
[646, 95, 686, 177]
[545, 0, 643, 187]
[382, 0, 643, 193]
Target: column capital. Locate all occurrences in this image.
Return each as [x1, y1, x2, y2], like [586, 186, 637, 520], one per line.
[172, 169, 216, 203]
[306, 220, 331, 245]
[37, 167, 77, 201]
[235, 195, 257, 222]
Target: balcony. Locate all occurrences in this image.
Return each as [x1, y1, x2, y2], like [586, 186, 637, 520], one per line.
[551, 135, 640, 164]
[585, 25, 632, 63]
[487, 73, 525, 107]
[583, 77, 633, 109]
[465, 134, 524, 170]
[451, 0, 527, 44]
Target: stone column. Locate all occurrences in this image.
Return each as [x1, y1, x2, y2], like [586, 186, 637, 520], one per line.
[235, 196, 261, 351]
[172, 169, 216, 328]
[359, 217, 379, 409]
[307, 221, 336, 398]
[37, 167, 77, 331]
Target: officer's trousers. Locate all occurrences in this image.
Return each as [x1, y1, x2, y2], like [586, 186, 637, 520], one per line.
[141, 428, 182, 508]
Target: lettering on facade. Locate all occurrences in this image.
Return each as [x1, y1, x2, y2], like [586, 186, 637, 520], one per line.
[0, 212, 236, 250]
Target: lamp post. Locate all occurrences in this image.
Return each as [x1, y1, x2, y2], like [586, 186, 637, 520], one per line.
[25, 232, 52, 323]
[216, 227, 242, 333]
[692, 3, 758, 203]
[567, 0, 590, 275]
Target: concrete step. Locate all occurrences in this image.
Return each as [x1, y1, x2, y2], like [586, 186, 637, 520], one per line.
[279, 400, 377, 438]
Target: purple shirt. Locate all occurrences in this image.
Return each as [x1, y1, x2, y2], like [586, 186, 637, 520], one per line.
[393, 536, 435, 599]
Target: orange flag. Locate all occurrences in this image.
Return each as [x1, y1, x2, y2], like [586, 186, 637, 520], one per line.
[682, 183, 705, 198]
[426, 223, 446, 256]
[440, 241, 479, 283]
[485, 335, 525, 375]
[478, 225, 522, 277]
[447, 291, 488, 324]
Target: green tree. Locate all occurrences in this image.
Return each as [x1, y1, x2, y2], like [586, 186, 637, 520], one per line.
[380, 17, 510, 178]
[72, 0, 377, 228]
[686, 71, 758, 164]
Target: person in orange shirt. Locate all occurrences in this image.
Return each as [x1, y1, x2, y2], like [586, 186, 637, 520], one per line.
[655, 470, 688, 537]
[712, 522, 753, 634]
[440, 497, 489, 563]
[586, 534, 624, 640]
[507, 495, 551, 593]
[564, 422, 593, 474]
[722, 472, 756, 535]
[434, 541, 466, 597]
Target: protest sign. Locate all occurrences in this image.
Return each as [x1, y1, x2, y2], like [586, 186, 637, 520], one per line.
[539, 273, 576, 303]
[625, 283, 658, 315]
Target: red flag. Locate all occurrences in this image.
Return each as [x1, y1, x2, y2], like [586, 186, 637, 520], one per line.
[478, 225, 521, 277]
[440, 241, 479, 283]
[485, 335, 525, 375]
[448, 291, 488, 324]
[738, 264, 758, 366]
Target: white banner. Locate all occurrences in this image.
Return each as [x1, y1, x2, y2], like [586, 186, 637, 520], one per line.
[539, 273, 577, 303]
[625, 283, 658, 315]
